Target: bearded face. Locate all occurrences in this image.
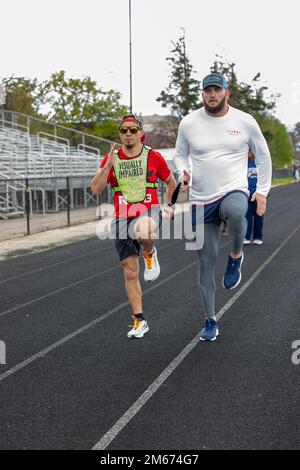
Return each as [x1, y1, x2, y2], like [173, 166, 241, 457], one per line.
[202, 86, 229, 115]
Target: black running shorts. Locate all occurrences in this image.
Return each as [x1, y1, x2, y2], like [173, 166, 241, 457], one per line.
[111, 206, 162, 262]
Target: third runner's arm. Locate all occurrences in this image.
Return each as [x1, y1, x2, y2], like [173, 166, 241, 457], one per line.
[248, 117, 272, 216]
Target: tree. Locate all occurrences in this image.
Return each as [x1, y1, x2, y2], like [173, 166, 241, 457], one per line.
[40, 70, 127, 125]
[143, 115, 179, 148]
[210, 57, 293, 168]
[1, 76, 43, 116]
[0, 71, 128, 141]
[290, 122, 300, 151]
[157, 30, 201, 118]
[293, 122, 300, 139]
[211, 56, 280, 116]
[259, 115, 294, 168]
[71, 120, 120, 142]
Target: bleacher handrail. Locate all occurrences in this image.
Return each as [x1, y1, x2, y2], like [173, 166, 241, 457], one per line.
[0, 110, 117, 147]
[0, 140, 18, 156]
[0, 117, 29, 133]
[41, 141, 67, 157]
[78, 143, 100, 157]
[38, 131, 70, 148]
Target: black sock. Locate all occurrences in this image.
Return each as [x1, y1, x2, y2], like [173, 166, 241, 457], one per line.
[134, 313, 144, 321]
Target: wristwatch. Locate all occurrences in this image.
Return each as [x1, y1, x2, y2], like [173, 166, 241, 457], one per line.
[167, 203, 174, 209]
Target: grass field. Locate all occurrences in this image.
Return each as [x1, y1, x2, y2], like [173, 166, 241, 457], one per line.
[272, 178, 297, 186]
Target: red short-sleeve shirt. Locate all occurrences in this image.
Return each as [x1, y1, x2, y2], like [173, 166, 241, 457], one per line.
[100, 147, 171, 218]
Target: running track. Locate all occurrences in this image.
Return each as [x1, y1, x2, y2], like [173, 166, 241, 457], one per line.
[0, 183, 299, 450]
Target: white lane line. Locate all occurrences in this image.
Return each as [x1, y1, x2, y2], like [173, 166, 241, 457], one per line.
[0, 240, 181, 319]
[92, 221, 300, 450]
[0, 264, 120, 319]
[0, 244, 110, 285]
[0, 259, 198, 384]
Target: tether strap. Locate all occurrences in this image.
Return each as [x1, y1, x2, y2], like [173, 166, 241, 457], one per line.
[112, 182, 158, 193]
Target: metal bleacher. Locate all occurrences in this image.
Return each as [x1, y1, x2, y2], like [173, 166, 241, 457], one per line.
[0, 111, 117, 219]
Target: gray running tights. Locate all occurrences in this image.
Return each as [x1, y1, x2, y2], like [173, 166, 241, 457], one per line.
[197, 192, 248, 319]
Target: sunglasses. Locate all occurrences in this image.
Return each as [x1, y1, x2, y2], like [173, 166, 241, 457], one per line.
[119, 126, 140, 135]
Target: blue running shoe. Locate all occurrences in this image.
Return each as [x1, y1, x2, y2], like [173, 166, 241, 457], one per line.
[222, 252, 244, 289]
[199, 318, 219, 341]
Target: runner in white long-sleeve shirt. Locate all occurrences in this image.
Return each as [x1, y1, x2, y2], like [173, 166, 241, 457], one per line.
[174, 73, 272, 341]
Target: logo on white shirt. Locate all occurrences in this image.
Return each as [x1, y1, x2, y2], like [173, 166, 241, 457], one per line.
[226, 129, 242, 136]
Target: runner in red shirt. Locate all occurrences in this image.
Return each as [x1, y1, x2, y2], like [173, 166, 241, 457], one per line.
[92, 114, 176, 338]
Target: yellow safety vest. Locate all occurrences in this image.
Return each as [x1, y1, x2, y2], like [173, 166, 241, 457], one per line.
[112, 146, 158, 203]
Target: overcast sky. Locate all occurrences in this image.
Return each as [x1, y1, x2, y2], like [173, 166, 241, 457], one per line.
[2, 0, 300, 128]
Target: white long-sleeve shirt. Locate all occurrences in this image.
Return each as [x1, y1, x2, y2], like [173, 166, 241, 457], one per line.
[174, 106, 272, 203]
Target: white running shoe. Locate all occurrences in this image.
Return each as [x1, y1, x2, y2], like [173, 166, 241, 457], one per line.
[243, 239, 251, 245]
[253, 239, 263, 245]
[143, 247, 160, 282]
[127, 316, 149, 339]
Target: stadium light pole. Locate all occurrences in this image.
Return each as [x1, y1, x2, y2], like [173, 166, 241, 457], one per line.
[129, 0, 133, 113]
